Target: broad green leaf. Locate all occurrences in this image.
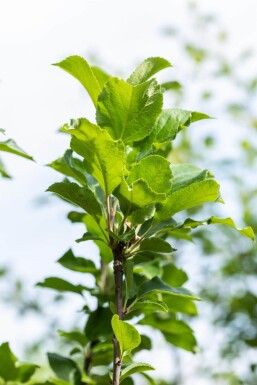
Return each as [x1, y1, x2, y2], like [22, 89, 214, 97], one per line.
[139, 315, 197, 352]
[120, 362, 155, 382]
[163, 295, 198, 315]
[47, 150, 87, 185]
[0, 342, 18, 381]
[85, 307, 113, 340]
[64, 118, 125, 195]
[53, 56, 101, 107]
[134, 260, 163, 280]
[0, 343, 37, 382]
[47, 182, 102, 220]
[140, 237, 174, 253]
[57, 249, 97, 273]
[0, 139, 33, 160]
[127, 155, 172, 194]
[128, 205, 155, 226]
[170, 164, 212, 192]
[161, 81, 182, 91]
[127, 56, 172, 85]
[0, 157, 11, 178]
[37, 277, 89, 295]
[16, 363, 38, 382]
[190, 111, 211, 122]
[156, 180, 221, 221]
[76, 232, 107, 244]
[83, 215, 112, 263]
[138, 277, 201, 300]
[153, 109, 191, 143]
[58, 330, 88, 347]
[111, 315, 141, 356]
[91, 66, 111, 88]
[114, 178, 166, 216]
[47, 353, 80, 383]
[96, 78, 163, 144]
[130, 299, 169, 313]
[162, 264, 188, 287]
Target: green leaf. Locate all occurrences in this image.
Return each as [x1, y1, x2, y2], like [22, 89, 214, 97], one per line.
[0, 139, 33, 160]
[170, 164, 213, 192]
[91, 66, 111, 88]
[127, 57, 172, 85]
[83, 215, 112, 263]
[47, 182, 102, 220]
[47, 150, 87, 185]
[156, 180, 221, 221]
[96, 78, 163, 144]
[76, 232, 107, 244]
[58, 330, 88, 347]
[0, 157, 11, 178]
[114, 178, 166, 217]
[120, 362, 155, 382]
[153, 109, 191, 143]
[85, 307, 113, 340]
[130, 299, 168, 313]
[57, 249, 97, 273]
[111, 315, 141, 356]
[53, 56, 101, 107]
[16, 363, 38, 382]
[139, 315, 197, 352]
[138, 277, 201, 300]
[190, 111, 211, 123]
[133, 260, 163, 280]
[0, 342, 18, 381]
[37, 277, 89, 295]
[128, 205, 155, 226]
[162, 264, 188, 287]
[163, 295, 198, 315]
[140, 237, 174, 253]
[64, 118, 125, 195]
[127, 155, 172, 194]
[48, 353, 81, 383]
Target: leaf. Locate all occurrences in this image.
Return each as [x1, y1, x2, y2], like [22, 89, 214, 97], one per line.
[170, 164, 212, 192]
[114, 178, 166, 217]
[0, 343, 37, 382]
[0, 139, 33, 160]
[133, 260, 163, 279]
[127, 56, 172, 85]
[127, 155, 172, 194]
[85, 307, 113, 340]
[53, 56, 101, 107]
[16, 363, 38, 382]
[120, 362, 155, 382]
[139, 315, 197, 352]
[37, 277, 89, 295]
[0, 342, 18, 381]
[111, 315, 141, 356]
[206, 216, 254, 240]
[91, 66, 111, 88]
[47, 182, 102, 220]
[153, 109, 191, 143]
[190, 111, 212, 122]
[83, 215, 112, 263]
[47, 150, 87, 185]
[128, 205, 155, 226]
[163, 295, 198, 315]
[130, 299, 169, 313]
[47, 353, 81, 383]
[96, 78, 163, 144]
[0, 157, 11, 178]
[156, 180, 221, 221]
[64, 118, 125, 195]
[162, 264, 188, 287]
[140, 237, 174, 253]
[57, 249, 97, 273]
[138, 277, 201, 300]
[58, 330, 88, 347]
[76, 232, 107, 244]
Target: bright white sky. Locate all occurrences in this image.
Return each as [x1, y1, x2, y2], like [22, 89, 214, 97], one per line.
[0, 0, 257, 381]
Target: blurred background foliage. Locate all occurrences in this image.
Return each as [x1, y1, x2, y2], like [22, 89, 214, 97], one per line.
[1, 2, 257, 385]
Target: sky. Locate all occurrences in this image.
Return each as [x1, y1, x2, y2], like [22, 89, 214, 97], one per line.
[0, 0, 257, 381]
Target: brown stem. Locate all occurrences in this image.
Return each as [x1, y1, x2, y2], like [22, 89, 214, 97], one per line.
[112, 242, 124, 385]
